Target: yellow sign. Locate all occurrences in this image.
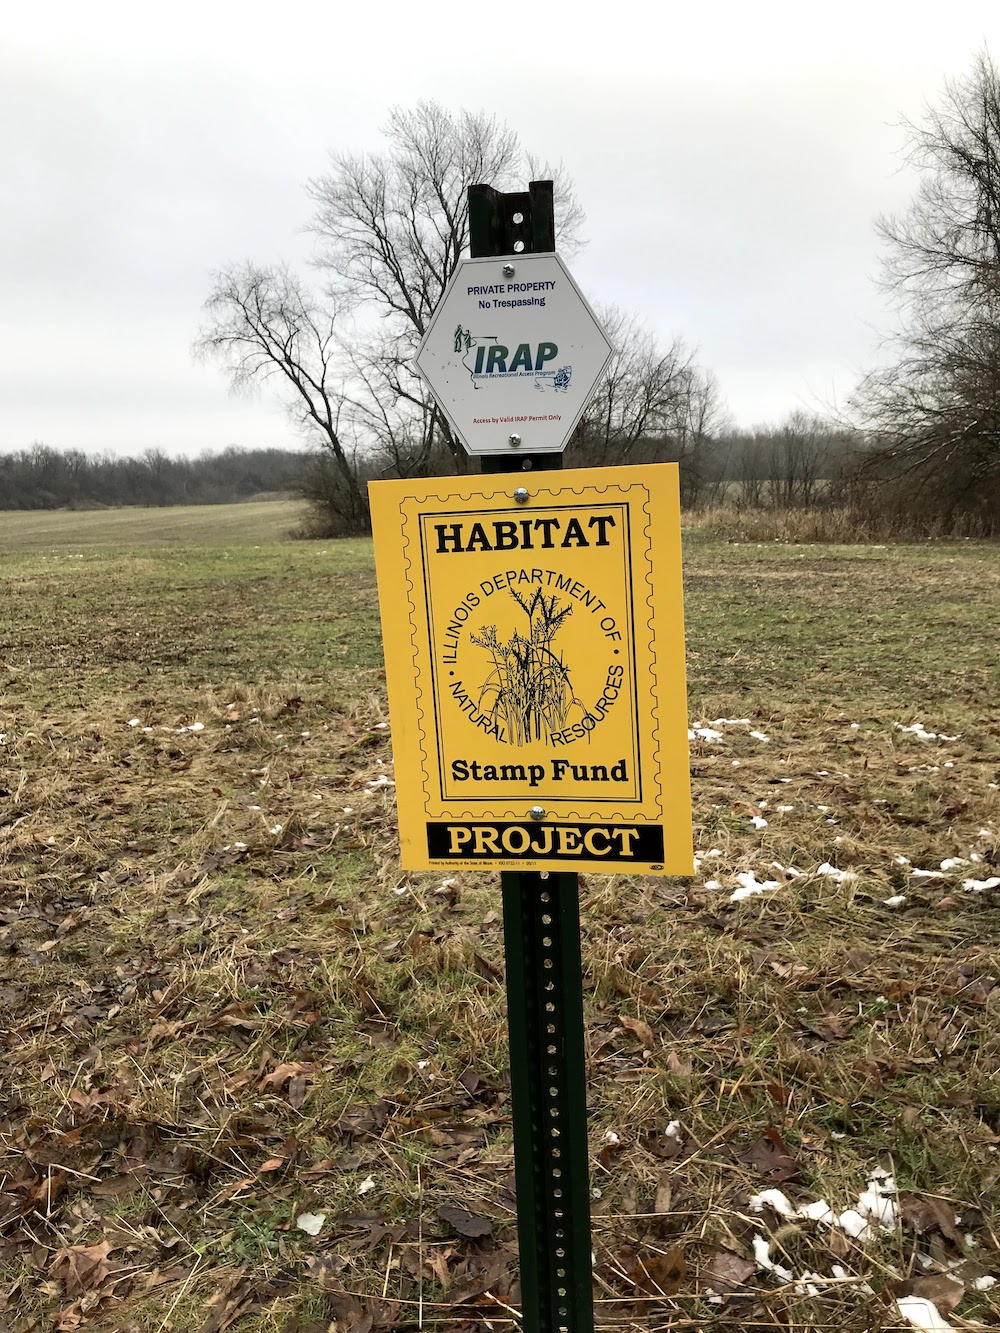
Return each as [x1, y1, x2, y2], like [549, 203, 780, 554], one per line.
[369, 464, 692, 875]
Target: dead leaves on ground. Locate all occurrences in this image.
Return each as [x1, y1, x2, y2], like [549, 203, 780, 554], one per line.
[626, 1244, 687, 1297]
[260, 1061, 317, 1110]
[436, 1204, 493, 1239]
[4, 668, 1000, 1331]
[739, 1128, 800, 1183]
[48, 1240, 116, 1298]
[0, 1065, 517, 1331]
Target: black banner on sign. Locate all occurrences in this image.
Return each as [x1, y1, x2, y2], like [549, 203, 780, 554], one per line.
[426, 821, 665, 864]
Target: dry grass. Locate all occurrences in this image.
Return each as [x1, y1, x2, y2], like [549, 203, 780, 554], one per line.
[688, 503, 1000, 543]
[0, 499, 305, 550]
[1, 509, 999, 1331]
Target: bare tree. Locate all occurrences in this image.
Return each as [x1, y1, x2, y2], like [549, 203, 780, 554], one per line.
[309, 103, 584, 338]
[673, 369, 729, 507]
[307, 102, 584, 472]
[195, 263, 369, 529]
[198, 103, 587, 528]
[566, 307, 720, 477]
[851, 51, 1000, 525]
[763, 411, 829, 509]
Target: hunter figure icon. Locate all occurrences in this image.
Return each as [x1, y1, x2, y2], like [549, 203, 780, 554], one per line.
[454, 325, 472, 354]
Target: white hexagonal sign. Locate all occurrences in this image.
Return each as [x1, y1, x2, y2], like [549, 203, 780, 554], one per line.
[415, 253, 613, 456]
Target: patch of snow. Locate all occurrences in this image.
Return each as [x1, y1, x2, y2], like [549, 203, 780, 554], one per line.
[704, 879, 721, 891]
[270, 824, 283, 835]
[940, 858, 969, 871]
[898, 722, 962, 743]
[731, 871, 780, 902]
[895, 1296, 954, 1332]
[750, 731, 770, 742]
[837, 1209, 871, 1239]
[792, 1272, 824, 1298]
[749, 1189, 796, 1218]
[911, 868, 944, 879]
[128, 718, 140, 728]
[816, 863, 856, 882]
[709, 717, 751, 726]
[602, 1130, 620, 1146]
[884, 895, 907, 908]
[752, 1234, 794, 1283]
[963, 877, 1000, 893]
[777, 805, 794, 812]
[747, 1170, 896, 1244]
[690, 726, 725, 742]
[974, 1276, 997, 1292]
[857, 1173, 896, 1227]
[751, 815, 768, 830]
[357, 1176, 376, 1195]
[367, 774, 396, 788]
[296, 1211, 326, 1235]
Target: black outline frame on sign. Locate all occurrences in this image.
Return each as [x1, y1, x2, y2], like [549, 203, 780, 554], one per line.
[417, 500, 644, 809]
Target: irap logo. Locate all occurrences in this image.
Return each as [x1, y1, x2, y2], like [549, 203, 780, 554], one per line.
[453, 326, 573, 394]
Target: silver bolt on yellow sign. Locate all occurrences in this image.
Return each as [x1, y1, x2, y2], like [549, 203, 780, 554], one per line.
[369, 462, 693, 875]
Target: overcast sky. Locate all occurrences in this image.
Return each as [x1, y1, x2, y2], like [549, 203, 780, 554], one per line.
[2, 1, 996, 455]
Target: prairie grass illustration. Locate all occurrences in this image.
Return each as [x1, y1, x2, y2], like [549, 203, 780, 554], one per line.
[470, 588, 581, 745]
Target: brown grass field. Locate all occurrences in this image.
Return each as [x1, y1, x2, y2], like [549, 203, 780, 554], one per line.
[1, 504, 999, 1332]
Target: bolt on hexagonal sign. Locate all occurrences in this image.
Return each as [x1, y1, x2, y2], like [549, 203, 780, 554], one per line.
[415, 253, 613, 456]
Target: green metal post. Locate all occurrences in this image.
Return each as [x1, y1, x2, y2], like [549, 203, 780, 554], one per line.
[470, 182, 595, 1333]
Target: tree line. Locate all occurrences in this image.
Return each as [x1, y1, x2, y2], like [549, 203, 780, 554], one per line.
[197, 104, 730, 537]
[846, 50, 1000, 536]
[0, 444, 302, 511]
[12, 61, 999, 536]
[0, 420, 863, 517]
[196, 65, 1000, 539]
